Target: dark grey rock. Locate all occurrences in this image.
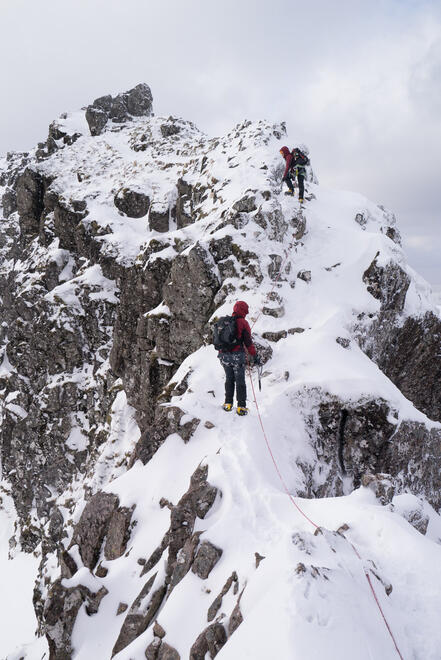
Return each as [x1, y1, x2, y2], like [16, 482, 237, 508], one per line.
[207, 572, 238, 622]
[176, 179, 194, 228]
[104, 507, 133, 560]
[114, 188, 150, 218]
[145, 640, 181, 660]
[385, 421, 441, 511]
[166, 466, 218, 585]
[232, 194, 257, 213]
[2, 187, 17, 218]
[126, 83, 154, 116]
[364, 312, 441, 423]
[361, 473, 396, 505]
[160, 123, 181, 138]
[355, 212, 367, 228]
[268, 254, 282, 281]
[262, 330, 287, 342]
[209, 235, 233, 262]
[153, 621, 166, 638]
[112, 574, 166, 656]
[316, 397, 397, 490]
[297, 270, 311, 283]
[43, 579, 108, 659]
[85, 106, 108, 137]
[70, 492, 119, 569]
[117, 602, 128, 615]
[16, 168, 45, 236]
[291, 212, 306, 240]
[362, 253, 410, 312]
[398, 502, 430, 535]
[228, 601, 243, 635]
[262, 305, 284, 318]
[150, 204, 171, 232]
[190, 623, 227, 659]
[158, 642, 181, 660]
[191, 541, 222, 580]
[169, 532, 201, 590]
[135, 405, 200, 465]
[85, 84, 153, 136]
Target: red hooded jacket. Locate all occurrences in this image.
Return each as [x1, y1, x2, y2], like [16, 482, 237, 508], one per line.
[230, 300, 256, 356]
[280, 146, 293, 179]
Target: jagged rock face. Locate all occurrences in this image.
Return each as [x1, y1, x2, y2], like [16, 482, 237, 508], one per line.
[114, 188, 150, 218]
[306, 391, 441, 510]
[16, 167, 46, 236]
[85, 83, 153, 136]
[367, 312, 441, 422]
[0, 210, 118, 544]
[362, 254, 410, 313]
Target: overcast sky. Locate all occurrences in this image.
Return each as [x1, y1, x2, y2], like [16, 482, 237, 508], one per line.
[1, 0, 440, 286]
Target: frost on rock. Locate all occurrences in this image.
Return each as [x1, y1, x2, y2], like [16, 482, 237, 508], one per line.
[1, 84, 441, 660]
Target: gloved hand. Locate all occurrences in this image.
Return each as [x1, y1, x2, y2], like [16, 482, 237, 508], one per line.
[253, 354, 261, 366]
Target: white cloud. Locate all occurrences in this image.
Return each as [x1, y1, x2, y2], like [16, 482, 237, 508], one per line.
[0, 0, 440, 283]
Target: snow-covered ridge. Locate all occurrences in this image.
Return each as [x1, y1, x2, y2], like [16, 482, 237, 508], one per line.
[1, 84, 441, 659]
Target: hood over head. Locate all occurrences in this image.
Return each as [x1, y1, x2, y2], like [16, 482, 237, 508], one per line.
[233, 300, 249, 317]
[280, 146, 291, 158]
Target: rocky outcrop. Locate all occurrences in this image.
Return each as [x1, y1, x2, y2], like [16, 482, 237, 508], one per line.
[112, 575, 166, 656]
[385, 421, 441, 510]
[192, 541, 223, 579]
[1, 186, 17, 217]
[70, 492, 120, 569]
[43, 580, 108, 659]
[114, 188, 150, 218]
[362, 254, 410, 313]
[367, 312, 441, 422]
[166, 465, 218, 587]
[110, 465, 219, 653]
[16, 167, 45, 236]
[307, 391, 441, 510]
[358, 252, 441, 422]
[85, 83, 153, 136]
[189, 623, 227, 659]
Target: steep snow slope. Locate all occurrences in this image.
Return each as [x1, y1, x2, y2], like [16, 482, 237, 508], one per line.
[1, 87, 441, 659]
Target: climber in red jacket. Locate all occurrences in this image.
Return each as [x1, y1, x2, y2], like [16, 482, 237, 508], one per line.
[217, 300, 258, 416]
[280, 145, 309, 203]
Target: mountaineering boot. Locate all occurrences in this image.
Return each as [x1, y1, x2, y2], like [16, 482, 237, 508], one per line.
[236, 406, 248, 416]
[284, 189, 294, 196]
[299, 198, 304, 204]
[223, 403, 233, 412]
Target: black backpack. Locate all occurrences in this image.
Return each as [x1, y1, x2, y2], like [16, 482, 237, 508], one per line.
[291, 148, 309, 167]
[213, 316, 240, 351]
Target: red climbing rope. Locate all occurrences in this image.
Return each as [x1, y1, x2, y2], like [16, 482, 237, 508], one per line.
[246, 360, 319, 530]
[247, 363, 404, 658]
[245, 221, 405, 658]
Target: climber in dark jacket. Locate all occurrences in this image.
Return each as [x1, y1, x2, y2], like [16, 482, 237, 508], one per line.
[280, 146, 308, 202]
[218, 300, 257, 416]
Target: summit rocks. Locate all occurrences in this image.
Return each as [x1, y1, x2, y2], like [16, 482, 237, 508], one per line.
[85, 83, 153, 136]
